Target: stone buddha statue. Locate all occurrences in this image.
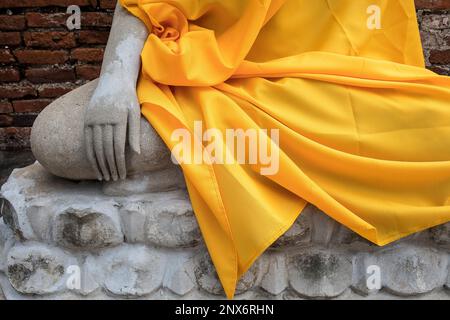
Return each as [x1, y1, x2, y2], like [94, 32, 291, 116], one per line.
[2, 0, 450, 300]
[31, 2, 172, 183]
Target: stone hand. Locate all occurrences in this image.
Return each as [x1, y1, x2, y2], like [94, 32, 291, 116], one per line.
[84, 79, 141, 181]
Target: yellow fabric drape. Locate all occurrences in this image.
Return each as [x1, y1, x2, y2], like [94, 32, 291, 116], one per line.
[120, 0, 450, 298]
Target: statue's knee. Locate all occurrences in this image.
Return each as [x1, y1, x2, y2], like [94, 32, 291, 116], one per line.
[31, 80, 99, 180]
[31, 79, 173, 180]
[126, 117, 173, 174]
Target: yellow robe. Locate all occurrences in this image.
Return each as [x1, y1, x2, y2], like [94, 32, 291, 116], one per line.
[120, 0, 450, 298]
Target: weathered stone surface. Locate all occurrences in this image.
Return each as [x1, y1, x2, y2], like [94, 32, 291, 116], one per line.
[163, 252, 196, 296]
[430, 224, 450, 246]
[25, 204, 53, 241]
[120, 202, 147, 243]
[1, 196, 26, 240]
[1, 164, 124, 248]
[1, 163, 74, 240]
[1, 163, 195, 248]
[351, 253, 381, 296]
[272, 208, 311, 248]
[53, 205, 123, 250]
[260, 252, 288, 295]
[71, 260, 100, 296]
[446, 267, 450, 291]
[194, 252, 224, 296]
[235, 260, 262, 295]
[333, 225, 368, 245]
[6, 242, 76, 295]
[145, 195, 201, 248]
[120, 192, 201, 248]
[1, 163, 450, 300]
[381, 246, 448, 296]
[94, 245, 166, 297]
[288, 249, 352, 298]
[0, 221, 14, 273]
[309, 206, 340, 245]
[421, 14, 450, 31]
[194, 252, 262, 296]
[102, 165, 186, 196]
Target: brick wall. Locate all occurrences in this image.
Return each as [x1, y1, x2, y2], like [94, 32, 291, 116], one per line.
[0, 0, 115, 154]
[0, 0, 449, 154]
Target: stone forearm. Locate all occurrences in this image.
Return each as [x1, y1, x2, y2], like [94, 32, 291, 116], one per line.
[99, 1, 149, 87]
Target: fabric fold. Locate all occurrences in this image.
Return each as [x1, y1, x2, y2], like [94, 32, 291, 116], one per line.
[123, 0, 277, 86]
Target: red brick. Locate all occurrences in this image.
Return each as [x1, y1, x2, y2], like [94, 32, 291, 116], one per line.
[415, 0, 450, 9]
[13, 99, 51, 113]
[0, 114, 13, 127]
[38, 83, 76, 98]
[0, 15, 26, 31]
[0, 68, 20, 82]
[0, 49, 15, 63]
[0, 32, 21, 46]
[14, 49, 69, 64]
[428, 66, 449, 75]
[82, 12, 114, 27]
[76, 64, 101, 80]
[71, 48, 104, 62]
[24, 31, 76, 49]
[77, 30, 110, 45]
[25, 67, 76, 83]
[27, 12, 111, 29]
[25, 12, 67, 28]
[12, 114, 38, 127]
[0, 127, 31, 151]
[0, 83, 37, 99]
[0, 101, 13, 113]
[0, 0, 96, 8]
[429, 49, 450, 64]
[99, 0, 117, 9]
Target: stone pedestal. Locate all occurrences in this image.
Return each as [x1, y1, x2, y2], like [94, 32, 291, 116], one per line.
[0, 163, 449, 299]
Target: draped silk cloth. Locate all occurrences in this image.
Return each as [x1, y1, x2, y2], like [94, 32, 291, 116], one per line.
[120, 0, 450, 298]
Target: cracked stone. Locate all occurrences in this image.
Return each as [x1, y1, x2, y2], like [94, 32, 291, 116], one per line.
[53, 206, 123, 250]
[0, 197, 23, 240]
[430, 224, 450, 246]
[271, 209, 311, 248]
[288, 249, 352, 298]
[96, 245, 166, 297]
[381, 246, 448, 296]
[6, 242, 76, 295]
[163, 252, 196, 296]
[0, 221, 14, 272]
[194, 252, 261, 296]
[260, 252, 288, 295]
[145, 195, 202, 248]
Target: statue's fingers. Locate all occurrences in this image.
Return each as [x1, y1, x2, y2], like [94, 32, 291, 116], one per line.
[128, 107, 141, 154]
[114, 124, 127, 180]
[93, 125, 110, 181]
[85, 126, 102, 181]
[104, 125, 118, 181]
